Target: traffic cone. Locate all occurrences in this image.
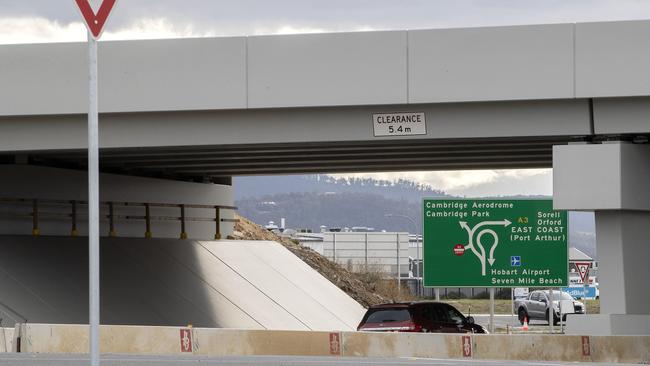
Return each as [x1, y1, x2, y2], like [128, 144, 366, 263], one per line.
[522, 316, 529, 331]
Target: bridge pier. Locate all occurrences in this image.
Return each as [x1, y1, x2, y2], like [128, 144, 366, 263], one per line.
[554, 142, 650, 335]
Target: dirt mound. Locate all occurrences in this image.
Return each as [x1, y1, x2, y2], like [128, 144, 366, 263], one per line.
[230, 214, 387, 308]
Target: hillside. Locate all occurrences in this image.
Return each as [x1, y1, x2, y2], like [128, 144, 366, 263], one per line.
[235, 174, 596, 257]
[237, 191, 423, 233]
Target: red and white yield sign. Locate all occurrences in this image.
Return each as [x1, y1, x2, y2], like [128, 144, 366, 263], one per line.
[74, 0, 117, 39]
[575, 262, 591, 284]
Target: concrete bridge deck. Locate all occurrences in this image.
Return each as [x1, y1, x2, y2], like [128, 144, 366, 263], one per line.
[1, 20, 649, 179]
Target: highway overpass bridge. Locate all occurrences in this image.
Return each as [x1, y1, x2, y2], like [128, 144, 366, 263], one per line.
[0, 19, 649, 335]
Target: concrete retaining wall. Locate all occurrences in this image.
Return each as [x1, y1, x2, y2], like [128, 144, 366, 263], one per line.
[12, 323, 650, 363]
[0, 165, 234, 239]
[0, 238, 364, 330]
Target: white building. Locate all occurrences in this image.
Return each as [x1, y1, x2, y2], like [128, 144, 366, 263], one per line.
[322, 232, 409, 277]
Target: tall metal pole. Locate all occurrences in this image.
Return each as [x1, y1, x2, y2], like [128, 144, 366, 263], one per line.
[364, 233, 368, 267]
[489, 287, 495, 333]
[396, 232, 400, 295]
[332, 233, 337, 263]
[549, 288, 554, 333]
[416, 233, 421, 296]
[87, 31, 100, 366]
[559, 288, 564, 333]
[583, 265, 590, 315]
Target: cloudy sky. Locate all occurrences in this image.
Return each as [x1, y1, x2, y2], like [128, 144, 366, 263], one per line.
[2, 0, 650, 43]
[2, 0, 648, 196]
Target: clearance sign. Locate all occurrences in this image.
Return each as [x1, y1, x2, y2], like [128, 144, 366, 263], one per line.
[372, 112, 426, 136]
[423, 199, 568, 287]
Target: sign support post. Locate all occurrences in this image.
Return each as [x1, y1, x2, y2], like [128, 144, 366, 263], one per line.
[575, 261, 591, 313]
[87, 31, 100, 366]
[583, 266, 590, 315]
[559, 288, 564, 333]
[396, 233, 401, 295]
[74, 2, 117, 365]
[549, 288, 554, 333]
[489, 287, 495, 333]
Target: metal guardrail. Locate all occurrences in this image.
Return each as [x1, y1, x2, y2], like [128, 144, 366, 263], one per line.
[0, 198, 238, 239]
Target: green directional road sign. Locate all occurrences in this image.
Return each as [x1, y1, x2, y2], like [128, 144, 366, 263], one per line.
[423, 199, 568, 288]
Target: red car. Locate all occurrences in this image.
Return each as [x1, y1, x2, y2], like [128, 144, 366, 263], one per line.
[357, 301, 487, 334]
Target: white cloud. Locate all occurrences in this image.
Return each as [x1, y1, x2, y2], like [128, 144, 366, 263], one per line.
[0, 17, 220, 44]
[102, 18, 214, 40]
[259, 25, 327, 35]
[4, 0, 650, 45]
[0, 16, 378, 45]
[0, 17, 86, 44]
[5, 0, 650, 45]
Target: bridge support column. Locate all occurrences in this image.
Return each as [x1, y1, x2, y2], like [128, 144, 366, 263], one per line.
[553, 142, 650, 335]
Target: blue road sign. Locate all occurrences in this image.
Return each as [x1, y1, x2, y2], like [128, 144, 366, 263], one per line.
[510, 256, 521, 267]
[562, 286, 597, 299]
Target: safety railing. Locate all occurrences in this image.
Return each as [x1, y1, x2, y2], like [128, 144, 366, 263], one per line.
[0, 198, 238, 240]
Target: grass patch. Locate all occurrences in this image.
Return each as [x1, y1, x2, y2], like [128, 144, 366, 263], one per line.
[443, 299, 514, 315]
[584, 299, 600, 314]
[435, 298, 600, 315]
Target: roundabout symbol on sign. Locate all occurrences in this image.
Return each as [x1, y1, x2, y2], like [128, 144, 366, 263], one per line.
[458, 219, 511, 276]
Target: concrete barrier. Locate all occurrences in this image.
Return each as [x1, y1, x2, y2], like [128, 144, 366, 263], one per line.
[0, 328, 13, 352]
[474, 334, 590, 362]
[13, 323, 650, 363]
[590, 336, 650, 364]
[18, 324, 185, 355]
[343, 332, 461, 359]
[193, 329, 333, 356]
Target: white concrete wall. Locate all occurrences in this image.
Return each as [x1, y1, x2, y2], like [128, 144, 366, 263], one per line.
[0, 237, 364, 331]
[409, 24, 574, 103]
[0, 99, 591, 153]
[593, 97, 650, 135]
[566, 314, 650, 336]
[248, 31, 407, 108]
[101, 38, 247, 112]
[553, 143, 650, 211]
[0, 38, 247, 116]
[575, 20, 650, 98]
[595, 211, 650, 315]
[2, 20, 650, 117]
[0, 165, 234, 239]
